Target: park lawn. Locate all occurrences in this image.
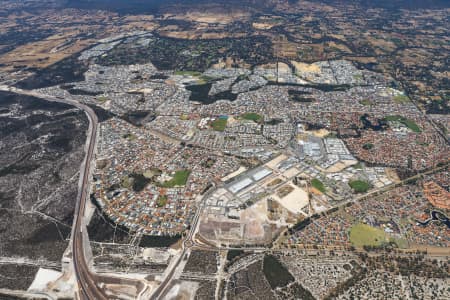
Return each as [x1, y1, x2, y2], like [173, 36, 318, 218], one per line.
[353, 162, 364, 169]
[161, 170, 190, 188]
[97, 96, 108, 103]
[349, 223, 389, 247]
[241, 112, 263, 123]
[401, 119, 421, 133]
[122, 132, 137, 141]
[311, 178, 326, 193]
[353, 74, 363, 81]
[362, 143, 374, 150]
[349, 180, 370, 193]
[156, 195, 168, 207]
[384, 115, 421, 133]
[393, 237, 409, 249]
[393, 94, 410, 104]
[174, 70, 202, 76]
[198, 75, 216, 83]
[210, 118, 227, 131]
[359, 99, 371, 106]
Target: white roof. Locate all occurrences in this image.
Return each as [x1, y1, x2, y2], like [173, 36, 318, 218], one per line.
[252, 168, 272, 181]
[229, 178, 253, 194]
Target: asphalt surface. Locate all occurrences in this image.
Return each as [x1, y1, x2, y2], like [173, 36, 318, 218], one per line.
[0, 86, 107, 300]
[69, 101, 107, 300]
[2, 85, 447, 300]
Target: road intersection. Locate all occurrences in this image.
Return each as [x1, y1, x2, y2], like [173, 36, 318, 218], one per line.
[2, 84, 447, 299]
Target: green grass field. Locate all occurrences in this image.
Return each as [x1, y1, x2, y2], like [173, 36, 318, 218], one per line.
[353, 74, 363, 81]
[156, 195, 168, 207]
[161, 170, 190, 188]
[384, 115, 421, 133]
[210, 118, 227, 131]
[349, 223, 389, 247]
[349, 180, 370, 193]
[97, 96, 108, 103]
[394, 238, 409, 249]
[174, 70, 202, 76]
[198, 75, 216, 83]
[311, 178, 326, 193]
[241, 112, 263, 123]
[359, 99, 372, 106]
[362, 143, 374, 150]
[122, 133, 137, 141]
[353, 162, 364, 169]
[393, 94, 410, 104]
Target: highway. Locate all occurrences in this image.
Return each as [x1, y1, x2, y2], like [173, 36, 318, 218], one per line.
[149, 199, 204, 299]
[70, 101, 107, 300]
[0, 86, 107, 300]
[2, 85, 447, 299]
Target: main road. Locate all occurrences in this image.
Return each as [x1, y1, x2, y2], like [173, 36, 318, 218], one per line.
[3, 85, 447, 299]
[148, 157, 450, 299]
[148, 186, 215, 299]
[0, 86, 107, 300]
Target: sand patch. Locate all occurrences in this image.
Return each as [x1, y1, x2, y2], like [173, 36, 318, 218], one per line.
[221, 166, 247, 182]
[282, 167, 300, 178]
[272, 183, 309, 214]
[167, 11, 250, 24]
[253, 22, 276, 30]
[386, 168, 401, 183]
[291, 61, 321, 74]
[277, 62, 292, 73]
[265, 154, 288, 170]
[28, 268, 62, 292]
[325, 160, 357, 173]
[310, 128, 330, 138]
[241, 199, 269, 239]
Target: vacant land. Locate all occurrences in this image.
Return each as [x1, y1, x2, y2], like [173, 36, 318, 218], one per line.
[262, 255, 294, 289]
[184, 250, 218, 275]
[0, 264, 39, 290]
[274, 184, 309, 214]
[87, 207, 132, 244]
[139, 234, 181, 248]
[0, 92, 87, 284]
[227, 260, 274, 299]
[226, 250, 245, 262]
[349, 223, 389, 247]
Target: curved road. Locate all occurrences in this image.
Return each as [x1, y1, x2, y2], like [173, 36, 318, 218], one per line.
[3, 85, 448, 300]
[69, 99, 108, 300]
[0, 86, 107, 300]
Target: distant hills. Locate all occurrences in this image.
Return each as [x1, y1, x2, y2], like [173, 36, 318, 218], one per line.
[8, 0, 450, 15]
[65, 0, 450, 12]
[64, 0, 276, 14]
[317, 0, 449, 9]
